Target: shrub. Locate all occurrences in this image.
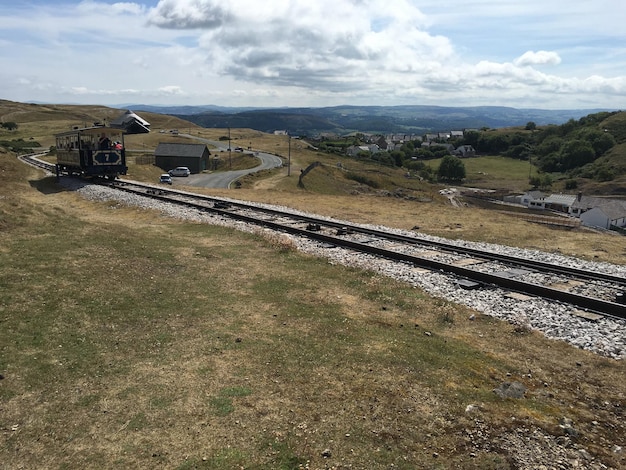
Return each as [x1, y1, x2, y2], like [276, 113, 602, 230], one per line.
[564, 179, 578, 190]
[1, 121, 18, 131]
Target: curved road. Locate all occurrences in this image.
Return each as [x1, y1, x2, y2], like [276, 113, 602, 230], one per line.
[176, 134, 284, 189]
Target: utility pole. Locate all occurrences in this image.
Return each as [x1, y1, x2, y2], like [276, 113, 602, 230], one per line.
[528, 131, 534, 180]
[287, 133, 291, 176]
[228, 126, 232, 170]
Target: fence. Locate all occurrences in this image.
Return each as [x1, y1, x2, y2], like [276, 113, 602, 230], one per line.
[500, 211, 581, 228]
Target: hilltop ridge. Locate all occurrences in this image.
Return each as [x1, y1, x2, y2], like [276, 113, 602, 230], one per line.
[127, 103, 615, 135]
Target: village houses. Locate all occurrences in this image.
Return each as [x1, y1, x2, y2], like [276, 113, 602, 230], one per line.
[347, 129, 475, 158]
[506, 192, 626, 231]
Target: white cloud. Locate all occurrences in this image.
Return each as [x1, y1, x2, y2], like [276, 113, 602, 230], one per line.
[514, 51, 562, 67]
[147, 0, 230, 29]
[0, 0, 625, 109]
[76, 1, 146, 15]
[69, 87, 142, 96]
[157, 85, 186, 95]
[147, 0, 454, 93]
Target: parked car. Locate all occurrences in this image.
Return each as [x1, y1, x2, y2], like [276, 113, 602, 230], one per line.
[168, 166, 191, 177]
[159, 174, 172, 185]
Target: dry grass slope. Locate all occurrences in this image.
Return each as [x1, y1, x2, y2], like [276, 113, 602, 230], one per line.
[1, 102, 625, 469]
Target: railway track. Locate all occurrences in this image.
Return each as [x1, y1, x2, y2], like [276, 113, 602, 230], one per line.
[20, 154, 626, 319]
[108, 178, 626, 319]
[19, 153, 53, 172]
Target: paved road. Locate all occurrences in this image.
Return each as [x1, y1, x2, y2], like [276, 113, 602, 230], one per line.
[175, 134, 284, 189]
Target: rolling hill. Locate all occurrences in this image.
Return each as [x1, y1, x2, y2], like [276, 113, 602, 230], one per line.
[126, 104, 616, 136]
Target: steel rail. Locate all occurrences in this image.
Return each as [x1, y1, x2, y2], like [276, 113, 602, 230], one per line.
[115, 183, 626, 318]
[19, 159, 622, 318]
[124, 180, 625, 287]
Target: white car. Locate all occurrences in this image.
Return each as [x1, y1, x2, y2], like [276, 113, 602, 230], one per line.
[169, 166, 191, 177]
[159, 174, 172, 184]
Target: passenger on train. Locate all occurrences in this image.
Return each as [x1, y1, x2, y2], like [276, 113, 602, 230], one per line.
[98, 133, 111, 150]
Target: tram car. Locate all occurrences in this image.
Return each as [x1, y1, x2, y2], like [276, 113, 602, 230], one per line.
[55, 126, 127, 179]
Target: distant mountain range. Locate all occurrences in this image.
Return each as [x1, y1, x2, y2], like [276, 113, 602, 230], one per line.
[125, 104, 615, 136]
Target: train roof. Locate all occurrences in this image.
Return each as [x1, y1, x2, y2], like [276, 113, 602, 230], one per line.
[54, 126, 126, 137]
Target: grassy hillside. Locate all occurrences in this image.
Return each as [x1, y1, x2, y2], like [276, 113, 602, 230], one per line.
[464, 112, 626, 195]
[0, 99, 201, 149]
[588, 112, 626, 193]
[2, 140, 626, 469]
[2, 102, 626, 468]
[3, 99, 625, 195]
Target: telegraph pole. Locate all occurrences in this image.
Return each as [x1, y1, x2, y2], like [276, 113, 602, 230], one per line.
[287, 133, 291, 176]
[228, 126, 232, 169]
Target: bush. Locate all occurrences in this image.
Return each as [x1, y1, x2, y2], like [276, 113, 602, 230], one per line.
[437, 155, 466, 182]
[564, 179, 578, 190]
[1, 121, 18, 131]
[0, 138, 41, 152]
[595, 166, 615, 182]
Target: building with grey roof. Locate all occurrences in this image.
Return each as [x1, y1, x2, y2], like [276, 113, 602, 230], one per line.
[154, 143, 210, 174]
[110, 110, 150, 134]
[519, 190, 626, 230]
[580, 199, 626, 230]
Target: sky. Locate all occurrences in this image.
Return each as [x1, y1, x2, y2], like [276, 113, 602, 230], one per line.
[1, 0, 626, 110]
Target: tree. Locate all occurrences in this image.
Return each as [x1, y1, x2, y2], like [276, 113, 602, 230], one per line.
[595, 166, 615, 182]
[525, 121, 537, 131]
[531, 174, 552, 189]
[477, 133, 510, 153]
[565, 179, 578, 190]
[437, 155, 466, 182]
[540, 174, 553, 189]
[560, 140, 596, 170]
[463, 130, 480, 148]
[1, 121, 18, 131]
[536, 136, 563, 157]
[590, 132, 616, 157]
[400, 141, 415, 154]
[389, 150, 404, 167]
[506, 144, 532, 160]
[529, 176, 541, 189]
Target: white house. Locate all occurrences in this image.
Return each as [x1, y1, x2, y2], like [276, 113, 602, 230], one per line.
[519, 190, 544, 206]
[526, 193, 578, 213]
[517, 191, 626, 230]
[346, 144, 381, 157]
[580, 200, 626, 230]
[543, 194, 579, 214]
[455, 145, 476, 157]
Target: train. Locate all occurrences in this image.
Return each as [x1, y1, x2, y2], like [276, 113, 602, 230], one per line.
[54, 126, 128, 180]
